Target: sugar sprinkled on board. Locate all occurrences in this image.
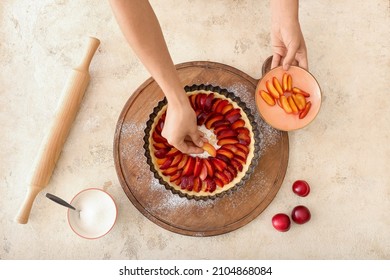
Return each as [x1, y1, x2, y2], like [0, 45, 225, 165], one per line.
[156, 195, 215, 216]
[227, 83, 255, 112]
[221, 171, 267, 209]
[149, 176, 164, 192]
[120, 121, 146, 139]
[118, 120, 146, 161]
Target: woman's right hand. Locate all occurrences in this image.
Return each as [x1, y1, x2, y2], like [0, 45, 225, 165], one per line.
[161, 98, 205, 154]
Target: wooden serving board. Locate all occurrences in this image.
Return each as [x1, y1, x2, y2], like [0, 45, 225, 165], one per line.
[113, 60, 289, 236]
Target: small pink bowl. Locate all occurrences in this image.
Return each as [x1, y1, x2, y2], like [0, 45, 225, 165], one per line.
[67, 188, 117, 239]
[255, 66, 322, 131]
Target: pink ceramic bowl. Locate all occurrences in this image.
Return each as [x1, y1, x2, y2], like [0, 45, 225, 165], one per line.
[255, 66, 322, 131]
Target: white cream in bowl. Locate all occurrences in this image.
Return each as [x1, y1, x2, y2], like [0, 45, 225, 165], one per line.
[67, 188, 117, 239]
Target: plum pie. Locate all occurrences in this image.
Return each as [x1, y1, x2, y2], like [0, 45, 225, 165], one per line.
[144, 84, 260, 200]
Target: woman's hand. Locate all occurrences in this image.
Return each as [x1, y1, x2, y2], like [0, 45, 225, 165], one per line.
[162, 98, 204, 154]
[270, 0, 308, 70]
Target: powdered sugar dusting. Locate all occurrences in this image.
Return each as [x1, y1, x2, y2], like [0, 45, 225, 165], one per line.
[149, 176, 162, 191]
[219, 171, 267, 209]
[257, 120, 280, 153]
[120, 121, 146, 139]
[227, 83, 257, 114]
[118, 121, 146, 161]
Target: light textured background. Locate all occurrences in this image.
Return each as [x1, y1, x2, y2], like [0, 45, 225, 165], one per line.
[1, 0, 389, 259]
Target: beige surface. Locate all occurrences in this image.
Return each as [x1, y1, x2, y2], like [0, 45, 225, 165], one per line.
[1, 0, 389, 259]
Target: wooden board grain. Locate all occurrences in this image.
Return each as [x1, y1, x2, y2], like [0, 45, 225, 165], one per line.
[113, 61, 289, 236]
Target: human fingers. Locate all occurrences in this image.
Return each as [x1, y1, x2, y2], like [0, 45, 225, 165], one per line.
[189, 130, 204, 148]
[178, 139, 204, 154]
[184, 135, 207, 144]
[282, 43, 299, 71]
[179, 130, 204, 154]
[271, 53, 282, 69]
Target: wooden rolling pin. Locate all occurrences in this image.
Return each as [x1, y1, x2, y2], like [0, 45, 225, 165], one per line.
[15, 37, 100, 224]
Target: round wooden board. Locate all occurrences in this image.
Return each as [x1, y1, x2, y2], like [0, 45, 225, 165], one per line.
[114, 61, 289, 236]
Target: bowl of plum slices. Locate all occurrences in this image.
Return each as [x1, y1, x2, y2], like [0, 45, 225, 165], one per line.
[255, 66, 322, 131]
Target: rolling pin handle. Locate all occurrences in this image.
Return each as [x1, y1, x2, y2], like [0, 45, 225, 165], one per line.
[15, 185, 42, 224]
[76, 37, 101, 72]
